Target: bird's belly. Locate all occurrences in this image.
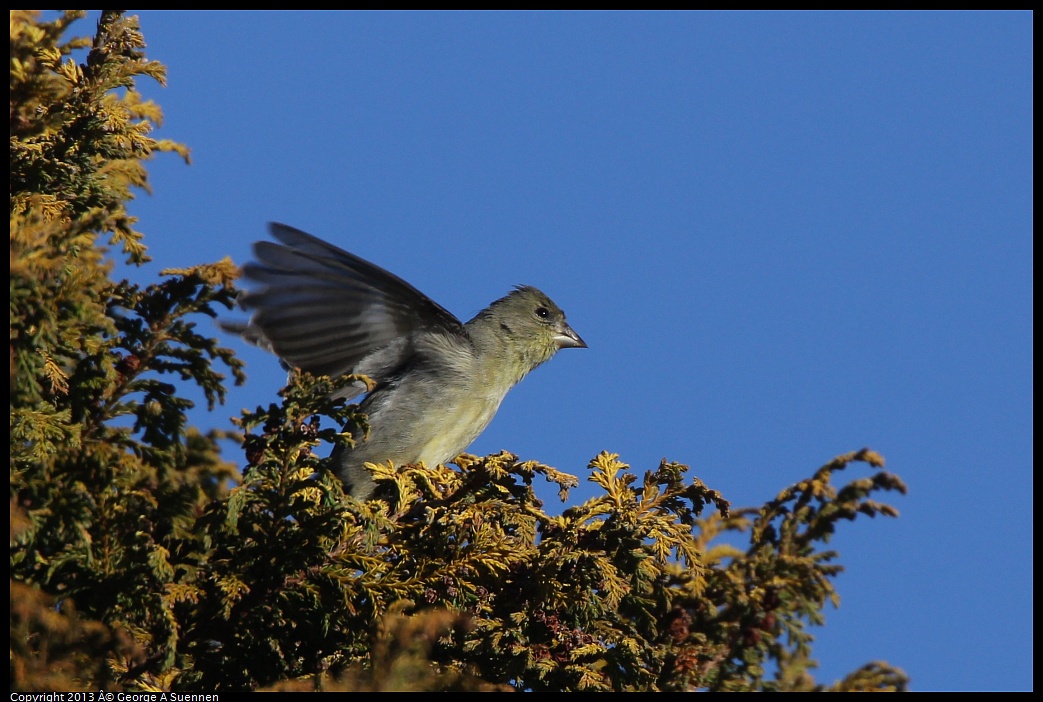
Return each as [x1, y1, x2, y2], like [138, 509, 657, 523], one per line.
[411, 397, 501, 466]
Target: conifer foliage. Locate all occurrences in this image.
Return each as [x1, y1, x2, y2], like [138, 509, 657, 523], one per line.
[10, 11, 909, 692]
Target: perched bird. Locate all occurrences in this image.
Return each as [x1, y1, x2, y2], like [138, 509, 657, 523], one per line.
[226, 223, 586, 499]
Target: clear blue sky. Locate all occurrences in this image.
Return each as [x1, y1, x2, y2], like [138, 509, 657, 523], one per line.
[107, 11, 1031, 691]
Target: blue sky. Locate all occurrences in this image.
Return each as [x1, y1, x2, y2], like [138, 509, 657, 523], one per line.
[104, 11, 1031, 691]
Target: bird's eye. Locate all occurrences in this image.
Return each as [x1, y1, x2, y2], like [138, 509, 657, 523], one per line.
[535, 306, 550, 319]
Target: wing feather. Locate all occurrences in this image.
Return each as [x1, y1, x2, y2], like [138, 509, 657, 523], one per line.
[225, 223, 467, 383]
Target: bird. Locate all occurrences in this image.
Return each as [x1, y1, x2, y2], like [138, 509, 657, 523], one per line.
[225, 223, 587, 500]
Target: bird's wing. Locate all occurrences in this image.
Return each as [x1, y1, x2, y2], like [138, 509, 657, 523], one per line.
[230, 222, 466, 386]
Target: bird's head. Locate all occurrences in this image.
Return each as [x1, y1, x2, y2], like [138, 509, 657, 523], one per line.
[469, 285, 586, 374]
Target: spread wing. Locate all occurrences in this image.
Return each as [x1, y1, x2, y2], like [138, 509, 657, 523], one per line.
[225, 223, 466, 396]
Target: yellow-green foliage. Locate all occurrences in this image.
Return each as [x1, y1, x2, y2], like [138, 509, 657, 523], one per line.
[10, 10, 244, 691]
[10, 11, 909, 692]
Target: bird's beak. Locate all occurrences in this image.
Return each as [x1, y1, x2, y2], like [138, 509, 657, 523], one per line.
[553, 322, 588, 349]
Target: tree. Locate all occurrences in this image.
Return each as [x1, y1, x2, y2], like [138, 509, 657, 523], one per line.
[10, 11, 909, 692]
